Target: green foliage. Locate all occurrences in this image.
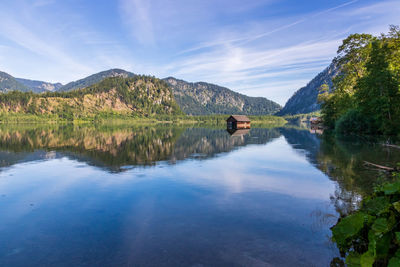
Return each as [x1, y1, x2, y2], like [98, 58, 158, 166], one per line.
[331, 170, 400, 266]
[319, 26, 400, 135]
[335, 109, 373, 134]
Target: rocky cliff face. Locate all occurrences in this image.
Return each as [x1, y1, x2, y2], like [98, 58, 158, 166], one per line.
[164, 77, 281, 115]
[279, 63, 338, 115]
[16, 78, 63, 93]
[0, 71, 63, 93]
[0, 71, 30, 92]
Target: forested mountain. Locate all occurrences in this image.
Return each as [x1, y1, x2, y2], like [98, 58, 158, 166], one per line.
[163, 77, 281, 115]
[0, 71, 30, 93]
[58, 69, 135, 92]
[1, 68, 281, 115]
[0, 76, 182, 118]
[16, 78, 63, 93]
[278, 63, 338, 115]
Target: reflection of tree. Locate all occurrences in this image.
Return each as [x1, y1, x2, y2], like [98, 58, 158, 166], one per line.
[280, 128, 400, 216]
[0, 124, 185, 171]
[170, 128, 281, 162]
[0, 125, 281, 172]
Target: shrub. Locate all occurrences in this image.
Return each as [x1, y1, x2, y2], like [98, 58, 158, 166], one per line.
[331, 169, 400, 267]
[335, 109, 373, 135]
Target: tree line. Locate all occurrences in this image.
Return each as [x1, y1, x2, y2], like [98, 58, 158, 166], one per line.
[318, 25, 400, 136]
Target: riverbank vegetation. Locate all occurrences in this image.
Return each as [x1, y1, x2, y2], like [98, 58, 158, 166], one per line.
[0, 111, 287, 127]
[318, 26, 400, 136]
[331, 169, 400, 266]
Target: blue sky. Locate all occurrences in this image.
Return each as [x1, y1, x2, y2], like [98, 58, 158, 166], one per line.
[0, 0, 398, 105]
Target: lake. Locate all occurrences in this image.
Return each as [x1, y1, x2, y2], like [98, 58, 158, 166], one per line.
[0, 124, 399, 266]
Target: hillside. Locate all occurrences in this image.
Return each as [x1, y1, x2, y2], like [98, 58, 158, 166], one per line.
[0, 71, 30, 93]
[1, 68, 281, 116]
[16, 78, 63, 93]
[278, 63, 338, 115]
[58, 68, 135, 92]
[0, 76, 182, 118]
[163, 77, 281, 115]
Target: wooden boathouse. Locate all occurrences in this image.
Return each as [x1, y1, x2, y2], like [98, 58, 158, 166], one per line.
[226, 115, 251, 129]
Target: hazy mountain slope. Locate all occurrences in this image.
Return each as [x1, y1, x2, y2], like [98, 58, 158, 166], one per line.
[16, 78, 63, 93]
[2, 68, 281, 116]
[0, 76, 182, 117]
[58, 69, 135, 92]
[278, 63, 338, 115]
[0, 71, 30, 93]
[163, 77, 281, 115]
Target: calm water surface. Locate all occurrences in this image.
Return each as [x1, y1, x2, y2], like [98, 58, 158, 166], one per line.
[0, 124, 399, 266]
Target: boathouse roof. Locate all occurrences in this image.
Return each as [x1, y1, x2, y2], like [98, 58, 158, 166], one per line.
[227, 115, 251, 122]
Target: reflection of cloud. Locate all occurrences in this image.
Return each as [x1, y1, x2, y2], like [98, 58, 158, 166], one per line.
[0, 135, 338, 226]
[172, 137, 335, 200]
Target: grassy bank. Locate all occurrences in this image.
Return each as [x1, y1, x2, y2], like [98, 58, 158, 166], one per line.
[0, 112, 288, 127]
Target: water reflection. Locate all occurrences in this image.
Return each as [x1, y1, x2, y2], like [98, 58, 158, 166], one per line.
[1, 124, 400, 266]
[0, 125, 280, 171]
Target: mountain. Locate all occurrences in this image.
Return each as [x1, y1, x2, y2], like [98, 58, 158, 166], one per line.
[0, 71, 30, 93]
[15, 78, 63, 93]
[58, 68, 135, 92]
[1, 68, 281, 116]
[278, 63, 338, 115]
[0, 76, 182, 117]
[163, 77, 281, 115]
[0, 71, 62, 93]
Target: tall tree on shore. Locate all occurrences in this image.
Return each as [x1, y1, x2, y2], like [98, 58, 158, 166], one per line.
[319, 26, 400, 135]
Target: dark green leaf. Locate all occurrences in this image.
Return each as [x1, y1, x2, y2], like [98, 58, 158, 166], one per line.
[362, 196, 390, 215]
[396, 232, 400, 243]
[376, 233, 391, 259]
[382, 182, 400, 195]
[371, 218, 390, 234]
[346, 252, 361, 267]
[332, 212, 368, 247]
[388, 256, 400, 267]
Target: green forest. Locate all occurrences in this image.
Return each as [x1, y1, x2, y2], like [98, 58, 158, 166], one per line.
[318, 25, 400, 136]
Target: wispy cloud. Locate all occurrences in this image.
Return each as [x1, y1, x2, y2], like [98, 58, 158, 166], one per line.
[0, 0, 397, 104]
[0, 13, 93, 75]
[119, 0, 156, 45]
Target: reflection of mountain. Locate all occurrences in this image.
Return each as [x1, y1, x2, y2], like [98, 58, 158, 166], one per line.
[171, 128, 280, 162]
[280, 128, 400, 215]
[0, 125, 281, 172]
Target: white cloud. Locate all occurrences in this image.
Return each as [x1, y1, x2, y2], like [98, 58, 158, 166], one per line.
[119, 0, 155, 45]
[0, 0, 398, 105]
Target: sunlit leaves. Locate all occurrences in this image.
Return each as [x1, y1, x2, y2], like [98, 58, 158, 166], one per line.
[320, 26, 400, 135]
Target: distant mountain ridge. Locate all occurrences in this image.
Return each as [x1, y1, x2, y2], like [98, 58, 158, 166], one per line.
[0, 68, 281, 115]
[278, 63, 338, 115]
[0, 71, 63, 93]
[0, 71, 30, 93]
[58, 69, 135, 92]
[163, 77, 281, 115]
[16, 78, 63, 93]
